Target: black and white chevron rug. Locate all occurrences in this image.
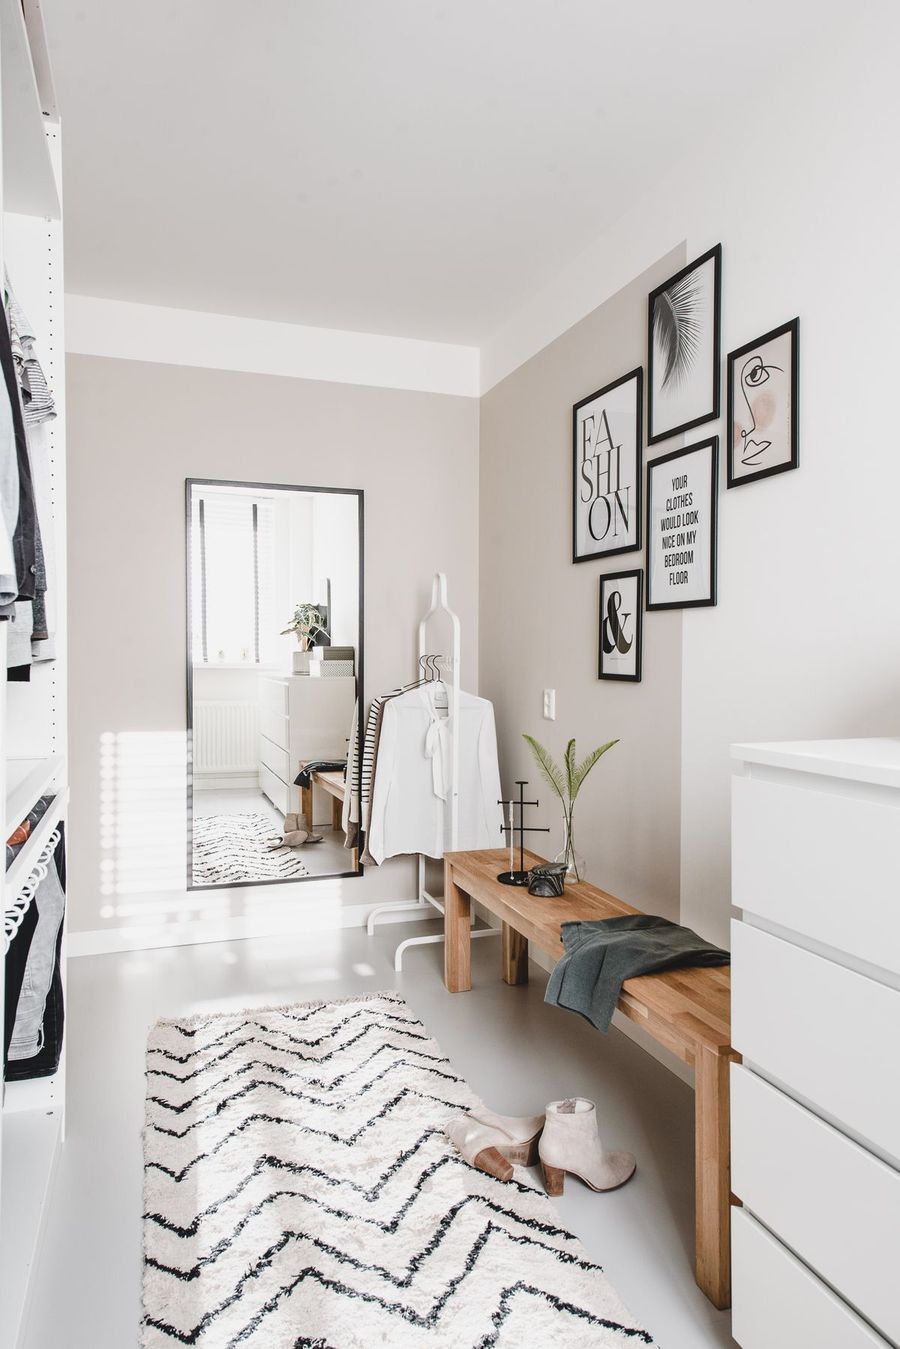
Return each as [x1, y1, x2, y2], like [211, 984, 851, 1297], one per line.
[142, 992, 656, 1347]
[191, 813, 310, 885]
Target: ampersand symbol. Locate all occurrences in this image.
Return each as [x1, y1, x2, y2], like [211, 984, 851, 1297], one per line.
[601, 589, 633, 656]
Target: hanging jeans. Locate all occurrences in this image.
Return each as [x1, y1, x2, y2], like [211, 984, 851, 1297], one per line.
[5, 824, 66, 1081]
[3, 897, 38, 1066]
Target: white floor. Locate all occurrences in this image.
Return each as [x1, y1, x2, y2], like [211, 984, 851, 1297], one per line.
[24, 921, 736, 1349]
[193, 787, 354, 877]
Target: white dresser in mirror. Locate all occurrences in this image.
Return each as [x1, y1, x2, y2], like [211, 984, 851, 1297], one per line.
[258, 673, 355, 819]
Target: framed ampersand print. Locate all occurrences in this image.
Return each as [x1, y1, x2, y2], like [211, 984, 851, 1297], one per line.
[598, 569, 643, 682]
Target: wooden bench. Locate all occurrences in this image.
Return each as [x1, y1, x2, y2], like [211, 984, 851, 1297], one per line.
[298, 764, 347, 834]
[443, 847, 736, 1310]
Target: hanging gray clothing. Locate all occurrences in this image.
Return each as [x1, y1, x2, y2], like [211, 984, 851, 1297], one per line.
[5, 277, 56, 426]
[0, 369, 17, 606]
[8, 848, 66, 1061]
[545, 914, 730, 1033]
[0, 298, 36, 598]
[28, 421, 55, 659]
[6, 599, 33, 673]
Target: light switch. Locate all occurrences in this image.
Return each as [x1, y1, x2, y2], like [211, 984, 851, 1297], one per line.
[543, 689, 556, 720]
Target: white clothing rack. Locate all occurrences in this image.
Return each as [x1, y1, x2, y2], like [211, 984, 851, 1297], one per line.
[366, 572, 499, 971]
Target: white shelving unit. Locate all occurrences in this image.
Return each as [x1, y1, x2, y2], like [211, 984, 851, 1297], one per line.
[0, 2, 65, 1344]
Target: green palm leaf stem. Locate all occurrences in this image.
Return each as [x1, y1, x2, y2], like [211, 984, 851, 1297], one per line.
[523, 733, 618, 882]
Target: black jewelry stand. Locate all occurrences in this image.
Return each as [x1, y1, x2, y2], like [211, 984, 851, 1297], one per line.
[497, 780, 549, 886]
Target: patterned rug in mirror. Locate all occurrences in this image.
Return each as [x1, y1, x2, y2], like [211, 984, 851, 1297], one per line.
[191, 812, 309, 885]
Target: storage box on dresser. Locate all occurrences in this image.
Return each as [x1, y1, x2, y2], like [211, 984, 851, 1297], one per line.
[730, 740, 900, 1349]
[258, 674, 354, 818]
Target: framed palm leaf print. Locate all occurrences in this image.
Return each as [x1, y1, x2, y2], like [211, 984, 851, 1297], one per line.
[648, 244, 722, 444]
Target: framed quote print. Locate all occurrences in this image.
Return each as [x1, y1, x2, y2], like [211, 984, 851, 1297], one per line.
[573, 367, 642, 563]
[599, 569, 643, 682]
[727, 316, 799, 488]
[648, 244, 722, 444]
[647, 437, 718, 610]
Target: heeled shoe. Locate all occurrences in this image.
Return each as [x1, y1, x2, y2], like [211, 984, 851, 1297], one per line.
[538, 1098, 636, 1195]
[268, 825, 324, 849]
[446, 1108, 545, 1183]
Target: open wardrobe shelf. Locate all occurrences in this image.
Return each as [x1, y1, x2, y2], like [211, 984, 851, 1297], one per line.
[0, 0, 67, 1344]
[4, 756, 64, 842]
[4, 789, 66, 915]
[0, 0, 59, 219]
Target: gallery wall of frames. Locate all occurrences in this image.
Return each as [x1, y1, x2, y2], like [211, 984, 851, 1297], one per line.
[574, 243, 800, 682]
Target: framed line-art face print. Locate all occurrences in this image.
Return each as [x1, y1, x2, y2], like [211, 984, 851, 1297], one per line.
[647, 438, 718, 610]
[573, 367, 642, 563]
[727, 317, 799, 488]
[648, 244, 722, 445]
[599, 569, 643, 681]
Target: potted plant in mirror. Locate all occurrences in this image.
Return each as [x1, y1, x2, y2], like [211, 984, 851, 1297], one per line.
[281, 603, 328, 673]
[523, 733, 619, 883]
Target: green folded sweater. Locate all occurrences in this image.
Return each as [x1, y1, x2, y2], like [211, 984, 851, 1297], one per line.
[545, 914, 730, 1032]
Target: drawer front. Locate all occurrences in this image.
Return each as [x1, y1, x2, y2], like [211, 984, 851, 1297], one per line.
[732, 773, 900, 975]
[732, 1065, 900, 1344]
[732, 1209, 888, 1349]
[259, 763, 289, 816]
[258, 735, 289, 782]
[259, 676, 290, 717]
[732, 921, 900, 1161]
[260, 706, 289, 751]
[288, 679, 356, 762]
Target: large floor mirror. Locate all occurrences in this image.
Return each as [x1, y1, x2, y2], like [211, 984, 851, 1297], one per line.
[186, 479, 363, 888]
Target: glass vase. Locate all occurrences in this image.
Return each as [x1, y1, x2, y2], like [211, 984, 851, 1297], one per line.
[555, 813, 586, 883]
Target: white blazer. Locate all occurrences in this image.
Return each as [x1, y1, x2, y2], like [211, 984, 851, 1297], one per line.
[366, 684, 504, 864]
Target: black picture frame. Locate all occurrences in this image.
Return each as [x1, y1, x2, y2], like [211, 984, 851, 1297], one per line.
[184, 477, 365, 892]
[647, 243, 722, 445]
[598, 568, 643, 682]
[727, 316, 800, 489]
[572, 366, 643, 563]
[646, 437, 718, 610]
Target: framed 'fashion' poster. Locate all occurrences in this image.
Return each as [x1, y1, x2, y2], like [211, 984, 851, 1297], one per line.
[727, 317, 799, 488]
[648, 244, 722, 444]
[598, 569, 643, 681]
[572, 367, 642, 562]
[647, 438, 718, 609]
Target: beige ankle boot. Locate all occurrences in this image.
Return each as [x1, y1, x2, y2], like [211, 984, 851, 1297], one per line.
[538, 1098, 635, 1195]
[446, 1108, 544, 1183]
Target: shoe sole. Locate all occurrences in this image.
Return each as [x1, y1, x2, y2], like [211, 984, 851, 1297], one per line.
[541, 1160, 637, 1195]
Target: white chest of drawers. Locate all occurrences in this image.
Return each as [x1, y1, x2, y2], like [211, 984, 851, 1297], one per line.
[731, 739, 900, 1349]
[258, 674, 355, 817]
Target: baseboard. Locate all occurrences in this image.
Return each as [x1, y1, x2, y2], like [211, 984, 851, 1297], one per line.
[68, 899, 436, 958]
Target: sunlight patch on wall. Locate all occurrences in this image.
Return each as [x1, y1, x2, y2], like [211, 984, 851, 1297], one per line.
[99, 730, 188, 897]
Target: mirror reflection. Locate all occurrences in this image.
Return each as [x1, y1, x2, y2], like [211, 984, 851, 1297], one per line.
[186, 479, 362, 888]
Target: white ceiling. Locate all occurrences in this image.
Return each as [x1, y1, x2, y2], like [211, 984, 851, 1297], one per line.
[44, 1, 820, 345]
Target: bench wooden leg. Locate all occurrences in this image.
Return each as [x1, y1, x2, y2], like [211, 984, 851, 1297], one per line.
[694, 1047, 732, 1309]
[501, 924, 528, 985]
[300, 783, 313, 831]
[331, 796, 343, 831]
[443, 862, 471, 992]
